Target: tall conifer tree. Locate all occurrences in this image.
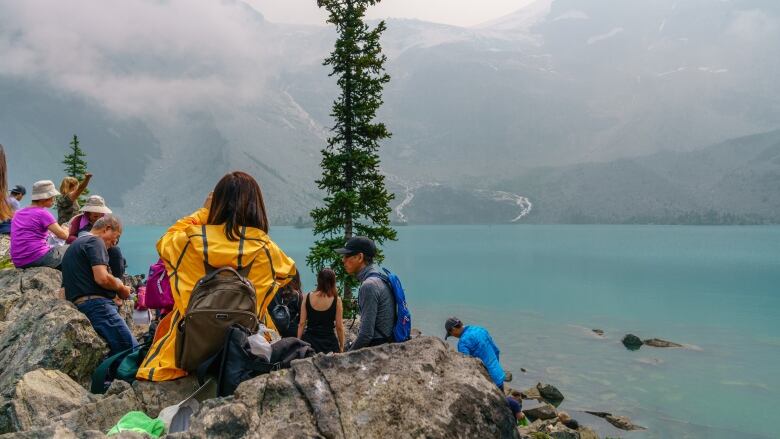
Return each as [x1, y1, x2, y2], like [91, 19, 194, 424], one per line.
[307, 0, 396, 303]
[62, 135, 89, 201]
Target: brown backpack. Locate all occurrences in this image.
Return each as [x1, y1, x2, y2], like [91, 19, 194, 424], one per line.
[175, 231, 260, 371]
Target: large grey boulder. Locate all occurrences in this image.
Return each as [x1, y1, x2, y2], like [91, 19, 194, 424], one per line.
[131, 376, 203, 417]
[0, 369, 96, 433]
[0, 268, 108, 391]
[186, 336, 519, 439]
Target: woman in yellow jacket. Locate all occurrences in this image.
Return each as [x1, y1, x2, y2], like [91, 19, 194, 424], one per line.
[137, 171, 296, 381]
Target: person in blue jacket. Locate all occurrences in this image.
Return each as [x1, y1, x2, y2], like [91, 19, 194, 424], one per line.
[446, 316, 505, 388]
[446, 316, 526, 424]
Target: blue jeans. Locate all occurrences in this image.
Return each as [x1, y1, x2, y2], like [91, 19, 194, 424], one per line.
[77, 297, 138, 357]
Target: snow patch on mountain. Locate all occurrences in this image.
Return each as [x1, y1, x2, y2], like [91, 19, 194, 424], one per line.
[587, 28, 624, 45]
[478, 190, 533, 222]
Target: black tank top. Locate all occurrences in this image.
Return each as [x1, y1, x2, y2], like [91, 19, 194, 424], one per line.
[305, 293, 336, 335]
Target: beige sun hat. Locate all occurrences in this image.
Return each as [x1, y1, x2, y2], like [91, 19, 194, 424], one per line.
[80, 195, 112, 214]
[30, 180, 60, 201]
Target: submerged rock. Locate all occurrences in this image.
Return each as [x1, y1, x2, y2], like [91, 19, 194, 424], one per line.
[584, 410, 646, 431]
[643, 338, 683, 348]
[592, 329, 604, 336]
[621, 334, 643, 350]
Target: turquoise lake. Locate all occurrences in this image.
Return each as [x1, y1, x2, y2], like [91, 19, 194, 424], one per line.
[121, 224, 780, 438]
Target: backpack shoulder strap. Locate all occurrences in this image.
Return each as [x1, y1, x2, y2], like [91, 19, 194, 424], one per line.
[201, 225, 215, 275]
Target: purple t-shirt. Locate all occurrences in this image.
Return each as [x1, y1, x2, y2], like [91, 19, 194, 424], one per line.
[10, 207, 56, 267]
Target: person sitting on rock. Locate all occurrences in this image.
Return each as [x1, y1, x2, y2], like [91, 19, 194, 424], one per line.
[336, 236, 395, 351]
[8, 185, 26, 212]
[136, 171, 297, 382]
[56, 173, 92, 225]
[67, 195, 126, 278]
[61, 214, 137, 357]
[445, 317, 525, 421]
[0, 185, 25, 235]
[297, 268, 345, 353]
[10, 180, 70, 269]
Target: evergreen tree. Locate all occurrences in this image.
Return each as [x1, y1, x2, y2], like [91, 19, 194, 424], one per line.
[62, 135, 89, 200]
[307, 0, 396, 304]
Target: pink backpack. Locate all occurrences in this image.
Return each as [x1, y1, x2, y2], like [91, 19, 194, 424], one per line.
[135, 285, 148, 310]
[145, 259, 174, 311]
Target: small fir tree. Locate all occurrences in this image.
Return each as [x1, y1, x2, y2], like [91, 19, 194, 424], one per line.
[307, 0, 396, 306]
[62, 135, 89, 201]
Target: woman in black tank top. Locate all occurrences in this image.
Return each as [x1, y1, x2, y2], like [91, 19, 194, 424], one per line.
[298, 268, 345, 353]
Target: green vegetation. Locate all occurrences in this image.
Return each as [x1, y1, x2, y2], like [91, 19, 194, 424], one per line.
[307, 0, 396, 303]
[62, 135, 89, 202]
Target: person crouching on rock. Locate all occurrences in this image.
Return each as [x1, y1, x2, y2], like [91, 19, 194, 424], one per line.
[67, 195, 126, 278]
[10, 180, 70, 269]
[62, 214, 137, 357]
[336, 236, 395, 351]
[445, 316, 526, 424]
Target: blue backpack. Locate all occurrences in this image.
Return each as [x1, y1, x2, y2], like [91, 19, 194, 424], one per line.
[367, 268, 412, 342]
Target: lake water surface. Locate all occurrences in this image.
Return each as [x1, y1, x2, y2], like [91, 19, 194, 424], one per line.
[121, 225, 780, 438]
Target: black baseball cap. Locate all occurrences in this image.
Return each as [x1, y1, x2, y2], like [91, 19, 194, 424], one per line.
[10, 185, 26, 195]
[445, 317, 463, 339]
[334, 236, 376, 257]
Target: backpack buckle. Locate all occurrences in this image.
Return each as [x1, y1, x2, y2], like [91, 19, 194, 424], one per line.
[215, 313, 229, 320]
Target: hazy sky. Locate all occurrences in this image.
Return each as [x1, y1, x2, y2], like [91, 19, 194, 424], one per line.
[245, 0, 537, 27]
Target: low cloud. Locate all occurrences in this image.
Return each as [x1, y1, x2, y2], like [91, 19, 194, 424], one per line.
[0, 0, 281, 118]
[727, 9, 780, 43]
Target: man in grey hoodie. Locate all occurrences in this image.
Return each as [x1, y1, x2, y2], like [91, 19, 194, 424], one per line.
[336, 236, 395, 351]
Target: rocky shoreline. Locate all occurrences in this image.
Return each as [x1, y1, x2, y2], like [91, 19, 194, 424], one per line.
[0, 267, 648, 438]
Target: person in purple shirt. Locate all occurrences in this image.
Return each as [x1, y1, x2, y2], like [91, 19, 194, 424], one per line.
[10, 180, 70, 269]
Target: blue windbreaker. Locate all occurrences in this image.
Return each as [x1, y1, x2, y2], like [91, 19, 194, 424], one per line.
[457, 325, 505, 387]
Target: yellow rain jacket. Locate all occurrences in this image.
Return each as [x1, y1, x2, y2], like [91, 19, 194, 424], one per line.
[136, 208, 296, 381]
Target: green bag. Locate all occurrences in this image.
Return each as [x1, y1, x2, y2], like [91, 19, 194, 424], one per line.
[107, 411, 165, 438]
[116, 349, 145, 382]
[91, 342, 150, 394]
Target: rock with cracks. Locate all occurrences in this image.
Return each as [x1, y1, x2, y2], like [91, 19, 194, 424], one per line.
[0, 269, 108, 391]
[0, 369, 96, 433]
[186, 336, 519, 438]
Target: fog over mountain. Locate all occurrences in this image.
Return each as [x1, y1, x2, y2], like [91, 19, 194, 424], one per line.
[1, 0, 778, 224]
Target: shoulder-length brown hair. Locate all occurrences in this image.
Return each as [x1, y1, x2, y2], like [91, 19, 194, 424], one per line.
[0, 144, 12, 221]
[316, 268, 338, 298]
[207, 171, 269, 240]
